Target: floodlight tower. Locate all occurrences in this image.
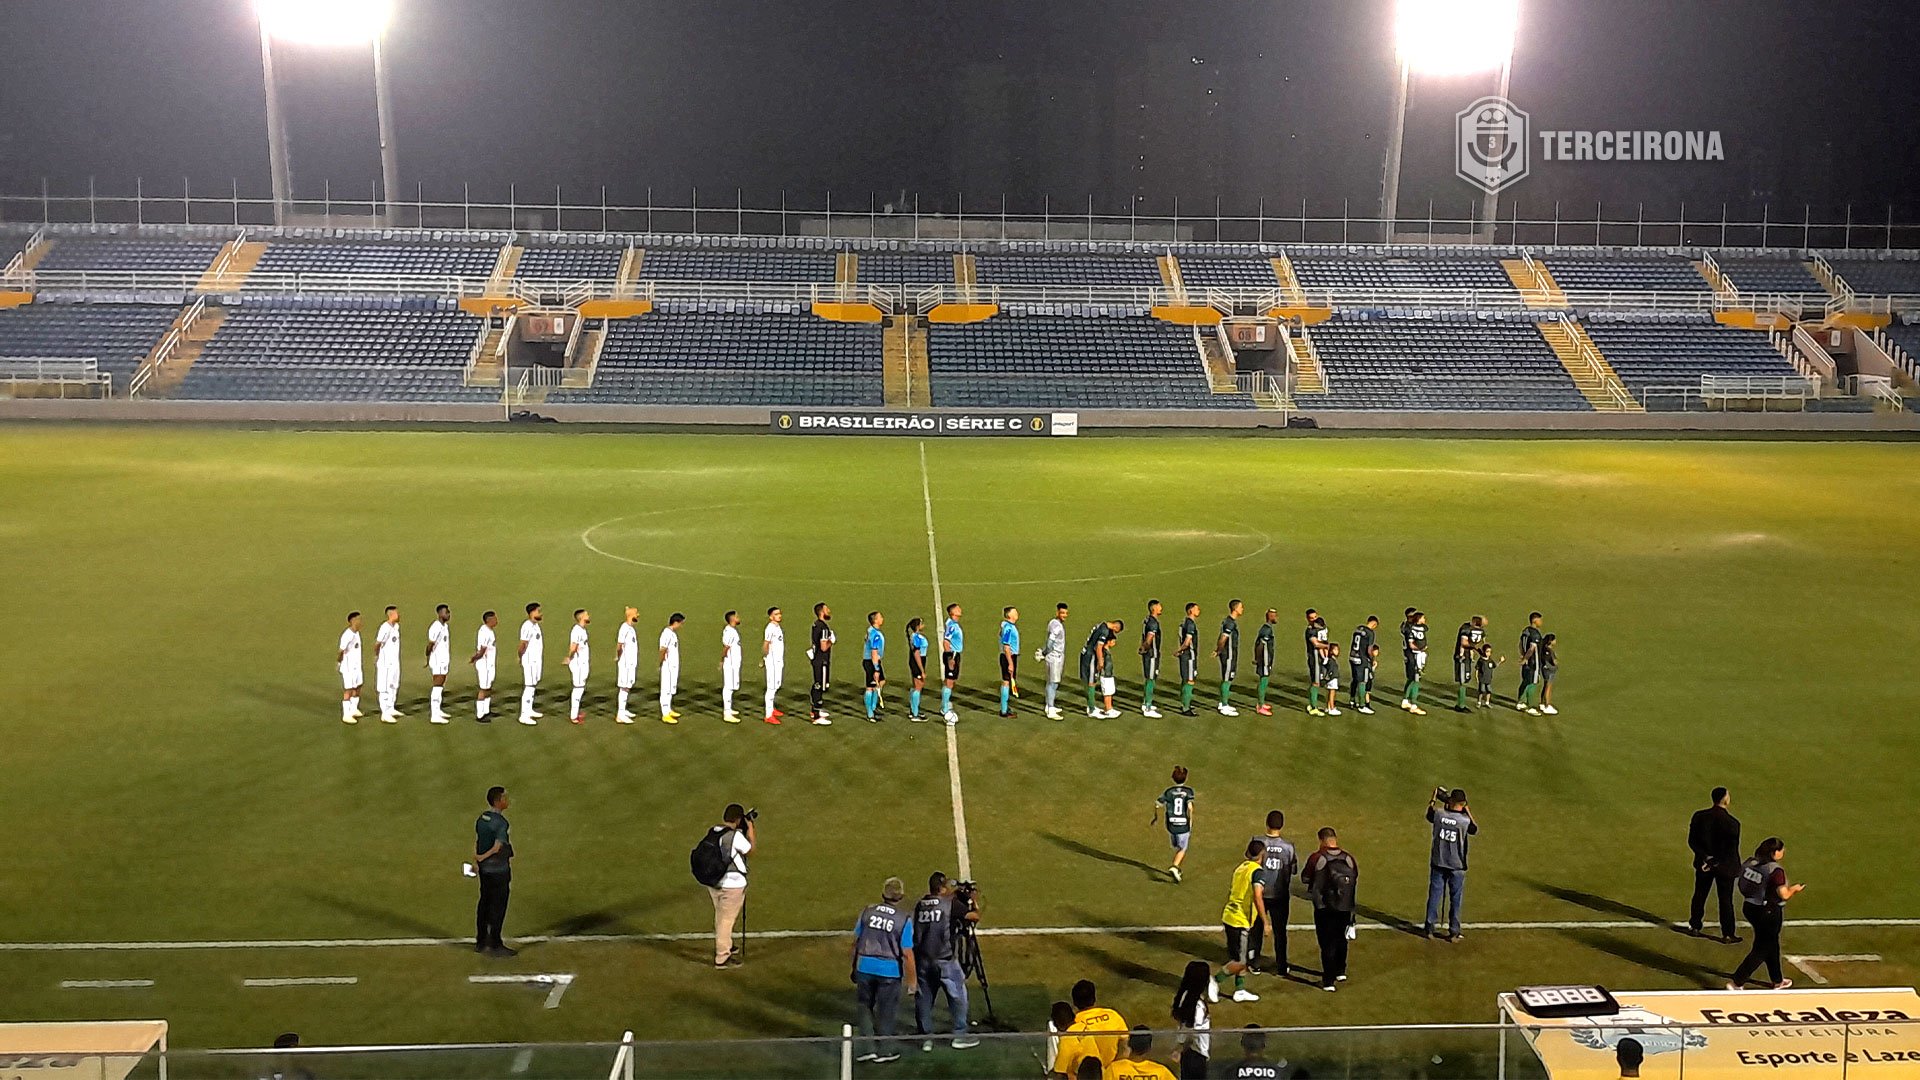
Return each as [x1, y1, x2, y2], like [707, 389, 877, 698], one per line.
[1380, 0, 1520, 243]
[256, 0, 402, 226]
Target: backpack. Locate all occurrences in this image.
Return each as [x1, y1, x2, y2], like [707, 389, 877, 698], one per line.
[690, 827, 735, 888]
[1315, 850, 1357, 910]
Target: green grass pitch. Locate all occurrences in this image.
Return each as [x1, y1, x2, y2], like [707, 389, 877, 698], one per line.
[3, 426, 1920, 1063]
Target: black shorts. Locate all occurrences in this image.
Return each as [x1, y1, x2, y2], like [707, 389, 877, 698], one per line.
[1218, 652, 1236, 682]
[1225, 924, 1250, 964]
[1306, 656, 1322, 684]
[943, 654, 961, 681]
[1142, 652, 1160, 681]
[999, 653, 1015, 681]
[863, 660, 884, 688]
[1519, 661, 1539, 686]
[1254, 650, 1273, 678]
[1350, 661, 1370, 689]
[1178, 652, 1196, 682]
[1404, 656, 1422, 683]
[908, 655, 926, 680]
[1454, 655, 1473, 683]
[1540, 666, 1557, 685]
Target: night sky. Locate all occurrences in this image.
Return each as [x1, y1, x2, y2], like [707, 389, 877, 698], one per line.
[2, 0, 1916, 225]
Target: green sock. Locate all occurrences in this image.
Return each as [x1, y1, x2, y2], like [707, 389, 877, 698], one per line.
[1234, 973, 1245, 990]
[1408, 678, 1421, 704]
[1086, 686, 1098, 711]
[1309, 685, 1321, 709]
[1456, 685, 1468, 708]
[1143, 679, 1156, 708]
[1257, 676, 1270, 705]
[1180, 683, 1194, 709]
[1219, 682, 1231, 705]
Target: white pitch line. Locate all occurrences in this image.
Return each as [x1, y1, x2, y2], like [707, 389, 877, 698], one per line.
[510, 1049, 534, 1074]
[1785, 954, 1883, 986]
[469, 972, 574, 1009]
[9, 918, 1920, 953]
[242, 976, 359, 987]
[59, 979, 153, 988]
[920, 441, 972, 882]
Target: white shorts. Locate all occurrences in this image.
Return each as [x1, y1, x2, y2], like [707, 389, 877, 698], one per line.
[1099, 675, 1116, 696]
[1326, 676, 1340, 690]
[570, 661, 590, 689]
[1046, 657, 1064, 684]
[1414, 651, 1428, 674]
[522, 663, 542, 685]
[723, 660, 742, 691]
[340, 667, 363, 691]
[476, 660, 496, 690]
[429, 657, 450, 677]
[660, 664, 680, 695]
[617, 660, 638, 690]
[376, 663, 400, 692]
[765, 661, 785, 689]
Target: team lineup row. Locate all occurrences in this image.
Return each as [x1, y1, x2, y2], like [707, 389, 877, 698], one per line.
[332, 600, 1566, 727]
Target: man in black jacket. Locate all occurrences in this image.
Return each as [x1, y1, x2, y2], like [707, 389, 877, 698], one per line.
[1688, 786, 1742, 942]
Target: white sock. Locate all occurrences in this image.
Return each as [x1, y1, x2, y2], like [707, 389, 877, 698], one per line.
[477, 696, 488, 718]
[570, 686, 584, 716]
[661, 691, 672, 715]
[618, 689, 630, 714]
[765, 688, 776, 716]
[342, 700, 353, 719]
[521, 687, 534, 715]
[379, 689, 393, 714]
[723, 689, 735, 714]
[431, 686, 444, 714]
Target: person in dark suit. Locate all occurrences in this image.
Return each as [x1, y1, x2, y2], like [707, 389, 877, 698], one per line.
[1687, 786, 1742, 942]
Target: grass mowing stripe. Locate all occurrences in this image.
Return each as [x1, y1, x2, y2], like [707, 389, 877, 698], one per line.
[920, 440, 972, 881]
[11, 917, 1920, 952]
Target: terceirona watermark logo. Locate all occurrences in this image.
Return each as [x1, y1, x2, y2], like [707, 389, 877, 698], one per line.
[1456, 96, 1531, 194]
[1456, 96, 1727, 194]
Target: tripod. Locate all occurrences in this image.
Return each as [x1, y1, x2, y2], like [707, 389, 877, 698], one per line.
[954, 921, 999, 1028]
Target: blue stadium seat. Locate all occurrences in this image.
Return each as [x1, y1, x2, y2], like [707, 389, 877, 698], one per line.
[0, 302, 178, 385]
[517, 244, 625, 280]
[1544, 256, 1710, 293]
[1715, 258, 1824, 296]
[972, 254, 1161, 287]
[1291, 254, 1518, 300]
[925, 315, 1252, 409]
[1582, 316, 1802, 397]
[253, 243, 501, 278]
[172, 305, 496, 402]
[545, 312, 882, 406]
[36, 239, 223, 275]
[1828, 259, 1920, 297]
[640, 249, 834, 282]
[1307, 315, 1590, 411]
[1177, 258, 1278, 290]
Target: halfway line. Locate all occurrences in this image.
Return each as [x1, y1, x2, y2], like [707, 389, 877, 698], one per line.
[920, 441, 973, 882]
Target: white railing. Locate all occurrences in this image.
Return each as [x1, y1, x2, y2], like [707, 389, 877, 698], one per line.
[1234, 370, 1287, 409]
[1847, 373, 1904, 409]
[607, 1031, 635, 1080]
[0, 356, 111, 397]
[1553, 315, 1635, 411]
[200, 228, 249, 283]
[1, 227, 43, 281]
[1702, 374, 1819, 403]
[128, 294, 208, 398]
[1871, 327, 1917, 379]
[462, 314, 512, 384]
[1785, 323, 1839, 383]
[1698, 249, 1734, 298]
[1294, 323, 1329, 391]
[1845, 292, 1920, 315]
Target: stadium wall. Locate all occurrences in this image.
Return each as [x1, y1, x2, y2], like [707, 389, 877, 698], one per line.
[2, 399, 1918, 433]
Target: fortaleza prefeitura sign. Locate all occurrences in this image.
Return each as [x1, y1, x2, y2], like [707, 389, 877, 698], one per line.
[770, 412, 1078, 436]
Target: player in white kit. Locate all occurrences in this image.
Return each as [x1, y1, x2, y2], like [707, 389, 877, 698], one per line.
[426, 604, 453, 724]
[471, 611, 499, 721]
[720, 610, 744, 723]
[338, 611, 365, 724]
[566, 608, 592, 724]
[658, 612, 684, 723]
[517, 602, 545, 725]
[374, 605, 403, 723]
[615, 606, 640, 723]
[762, 606, 785, 725]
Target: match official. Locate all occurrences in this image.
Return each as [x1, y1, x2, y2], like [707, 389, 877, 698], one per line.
[473, 786, 515, 957]
[1687, 786, 1742, 942]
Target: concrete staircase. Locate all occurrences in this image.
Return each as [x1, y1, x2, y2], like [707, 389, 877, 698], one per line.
[196, 241, 268, 292]
[133, 302, 226, 397]
[617, 247, 644, 288]
[1535, 317, 1641, 411]
[1195, 326, 1238, 392]
[1272, 255, 1309, 307]
[464, 323, 511, 387]
[486, 245, 524, 293]
[1696, 254, 1739, 301]
[1289, 324, 1328, 395]
[1500, 256, 1567, 308]
[883, 315, 931, 407]
[560, 322, 607, 389]
[14, 232, 53, 274]
[1158, 254, 1184, 298]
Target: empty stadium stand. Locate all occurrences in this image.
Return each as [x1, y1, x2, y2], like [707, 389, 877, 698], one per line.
[36, 238, 222, 275]
[546, 312, 881, 406]
[639, 249, 834, 282]
[1290, 252, 1519, 300]
[516, 243, 627, 280]
[0, 302, 178, 385]
[0, 232, 29, 270]
[1829, 259, 1920, 297]
[1176, 257, 1279, 290]
[1541, 255, 1710, 293]
[252, 242, 501, 278]
[972, 254, 1162, 288]
[1307, 316, 1590, 411]
[926, 315, 1251, 409]
[1880, 322, 1920, 366]
[856, 253, 954, 284]
[1715, 257, 1825, 296]
[1581, 316, 1802, 398]
[171, 301, 495, 402]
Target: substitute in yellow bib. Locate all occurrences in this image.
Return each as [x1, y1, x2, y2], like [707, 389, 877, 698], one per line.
[1216, 839, 1266, 1002]
[1107, 1026, 1178, 1080]
[1050, 980, 1128, 1078]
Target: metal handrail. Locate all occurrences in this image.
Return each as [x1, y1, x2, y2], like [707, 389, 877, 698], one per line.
[129, 294, 207, 398]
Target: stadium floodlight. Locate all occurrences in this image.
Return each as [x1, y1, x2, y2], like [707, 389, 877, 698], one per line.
[255, 0, 401, 227]
[256, 0, 393, 47]
[1380, 0, 1520, 242]
[1394, 0, 1519, 75]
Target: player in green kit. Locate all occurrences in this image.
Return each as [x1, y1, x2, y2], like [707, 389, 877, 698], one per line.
[1253, 608, 1278, 716]
[1214, 599, 1243, 716]
[1139, 600, 1164, 718]
[1452, 615, 1486, 713]
[1349, 616, 1379, 714]
[1175, 603, 1200, 717]
[1304, 610, 1329, 716]
[1151, 765, 1196, 883]
[1399, 609, 1429, 716]
[1082, 618, 1123, 718]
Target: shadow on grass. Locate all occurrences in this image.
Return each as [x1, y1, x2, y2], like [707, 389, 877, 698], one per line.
[1353, 901, 1426, 938]
[293, 889, 466, 947]
[530, 892, 675, 938]
[1520, 877, 1682, 931]
[1564, 928, 1726, 987]
[1038, 832, 1167, 882]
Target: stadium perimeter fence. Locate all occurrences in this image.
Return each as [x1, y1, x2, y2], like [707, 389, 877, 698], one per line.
[43, 1018, 1920, 1079]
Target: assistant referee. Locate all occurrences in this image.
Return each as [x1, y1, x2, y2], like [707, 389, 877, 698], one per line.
[474, 786, 516, 957]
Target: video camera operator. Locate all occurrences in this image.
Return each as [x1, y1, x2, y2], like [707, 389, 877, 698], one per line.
[691, 803, 756, 968]
[914, 873, 982, 1050]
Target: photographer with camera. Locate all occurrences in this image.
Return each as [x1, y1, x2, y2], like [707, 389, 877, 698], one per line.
[1424, 787, 1478, 942]
[690, 803, 756, 968]
[914, 873, 982, 1050]
[852, 876, 917, 1064]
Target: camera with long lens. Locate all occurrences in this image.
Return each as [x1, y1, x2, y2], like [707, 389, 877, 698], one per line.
[741, 807, 759, 822]
[952, 879, 978, 917]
